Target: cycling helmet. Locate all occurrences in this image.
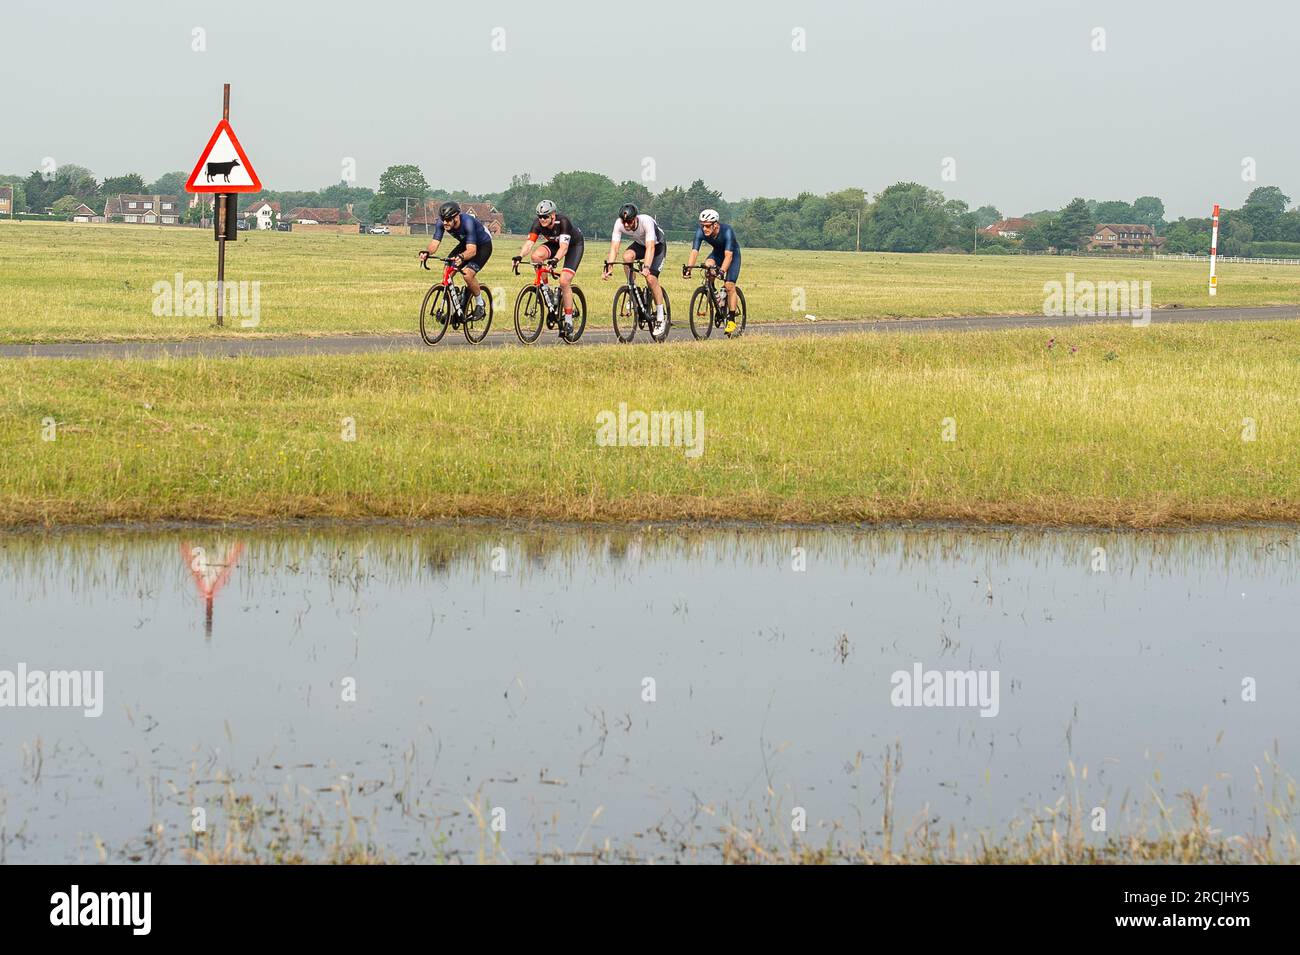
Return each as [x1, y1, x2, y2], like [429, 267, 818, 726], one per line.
[698, 209, 720, 224]
[619, 203, 639, 224]
[438, 201, 461, 221]
[536, 199, 557, 217]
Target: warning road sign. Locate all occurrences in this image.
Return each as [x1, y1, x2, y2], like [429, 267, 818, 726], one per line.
[185, 119, 261, 193]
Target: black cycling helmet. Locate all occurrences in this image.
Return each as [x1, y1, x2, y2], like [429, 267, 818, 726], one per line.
[619, 203, 638, 224]
[439, 201, 461, 221]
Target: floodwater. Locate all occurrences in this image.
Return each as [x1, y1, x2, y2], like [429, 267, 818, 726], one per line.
[0, 523, 1296, 863]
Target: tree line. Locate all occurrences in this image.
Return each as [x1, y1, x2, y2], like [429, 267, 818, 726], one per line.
[5, 162, 1298, 258]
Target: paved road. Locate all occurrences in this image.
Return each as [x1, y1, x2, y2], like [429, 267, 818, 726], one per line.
[3, 305, 1297, 360]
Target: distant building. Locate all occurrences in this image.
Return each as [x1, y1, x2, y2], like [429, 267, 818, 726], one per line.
[71, 203, 100, 223]
[284, 206, 341, 226]
[389, 199, 505, 236]
[245, 200, 280, 230]
[1088, 223, 1166, 252]
[0, 185, 12, 216]
[979, 217, 1034, 239]
[104, 194, 182, 225]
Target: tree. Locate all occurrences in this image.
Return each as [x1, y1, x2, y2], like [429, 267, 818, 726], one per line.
[51, 196, 84, 217]
[1131, 196, 1165, 230]
[1057, 198, 1095, 251]
[372, 164, 429, 222]
[100, 174, 146, 197]
[864, 182, 951, 252]
[1093, 200, 1134, 223]
[148, 171, 188, 195]
[1240, 186, 1290, 241]
[973, 205, 1001, 229]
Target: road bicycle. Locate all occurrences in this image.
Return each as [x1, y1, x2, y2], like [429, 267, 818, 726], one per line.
[683, 264, 747, 340]
[511, 257, 587, 344]
[607, 259, 671, 343]
[418, 254, 494, 344]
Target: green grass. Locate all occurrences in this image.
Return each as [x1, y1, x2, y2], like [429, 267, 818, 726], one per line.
[3, 220, 1300, 343]
[3, 320, 1298, 526]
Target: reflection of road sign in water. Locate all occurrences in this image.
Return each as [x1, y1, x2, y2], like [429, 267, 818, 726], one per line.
[180, 540, 245, 637]
[185, 120, 261, 193]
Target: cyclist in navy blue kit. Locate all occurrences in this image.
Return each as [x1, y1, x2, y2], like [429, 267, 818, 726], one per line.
[419, 201, 493, 318]
[684, 209, 742, 335]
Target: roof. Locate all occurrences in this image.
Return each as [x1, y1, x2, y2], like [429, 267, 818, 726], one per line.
[285, 206, 341, 223]
[72, 204, 97, 216]
[980, 217, 1034, 235]
[0, 185, 12, 201]
[1096, 223, 1156, 235]
[246, 200, 281, 214]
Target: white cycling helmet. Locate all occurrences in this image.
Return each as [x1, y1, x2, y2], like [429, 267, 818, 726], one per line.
[698, 209, 720, 224]
[536, 199, 557, 217]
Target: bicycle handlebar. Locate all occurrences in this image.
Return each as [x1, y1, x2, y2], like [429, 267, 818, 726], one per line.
[420, 253, 463, 272]
[513, 256, 560, 277]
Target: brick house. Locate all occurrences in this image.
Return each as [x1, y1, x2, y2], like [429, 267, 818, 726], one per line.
[390, 199, 505, 236]
[71, 203, 100, 222]
[0, 186, 12, 216]
[978, 217, 1034, 238]
[104, 194, 183, 225]
[1088, 223, 1166, 252]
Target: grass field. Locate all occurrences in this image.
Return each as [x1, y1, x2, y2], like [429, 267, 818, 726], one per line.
[3, 320, 1298, 526]
[3, 220, 1300, 343]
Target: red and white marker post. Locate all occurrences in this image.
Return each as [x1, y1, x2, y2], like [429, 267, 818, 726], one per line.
[1208, 203, 1220, 296]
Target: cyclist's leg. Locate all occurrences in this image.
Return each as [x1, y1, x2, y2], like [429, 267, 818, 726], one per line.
[624, 243, 643, 284]
[560, 239, 583, 313]
[531, 240, 557, 266]
[644, 242, 667, 310]
[724, 255, 741, 313]
[462, 244, 492, 309]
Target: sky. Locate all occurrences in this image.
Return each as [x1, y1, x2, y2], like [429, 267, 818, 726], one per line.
[4, 0, 1296, 218]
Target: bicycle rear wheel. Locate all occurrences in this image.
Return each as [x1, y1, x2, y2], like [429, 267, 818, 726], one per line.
[562, 286, 588, 343]
[689, 287, 714, 340]
[463, 286, 493, 343]
[612, 287, 637, 343]
[514, 286, 545, 344]
[419, 285, 451, 345]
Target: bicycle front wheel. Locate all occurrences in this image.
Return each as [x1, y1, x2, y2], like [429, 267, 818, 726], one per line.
[612, 287, 637, 343]
[419, 285, 451, 345]
[463, 287, 493, 343]
[689, 287, 713, 340]
[514, 286, 545, 344]
[562, 286, 588, 344]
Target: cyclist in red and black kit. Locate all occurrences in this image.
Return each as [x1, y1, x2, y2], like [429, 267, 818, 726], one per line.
[513, 199, 584, 336]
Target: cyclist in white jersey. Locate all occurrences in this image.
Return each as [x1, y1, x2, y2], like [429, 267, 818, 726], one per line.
[603, 203, 668, 337]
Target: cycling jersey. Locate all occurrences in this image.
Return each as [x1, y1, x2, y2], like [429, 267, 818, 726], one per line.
[693, 223, 740, 258]
[612, 213, 664, 248]
[433, 211, 494, 247]
[528, 214, 583, 245]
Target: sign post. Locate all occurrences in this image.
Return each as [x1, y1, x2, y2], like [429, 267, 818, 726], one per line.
[185, 83, 262, 327]
[1208, 203, 1220, 297]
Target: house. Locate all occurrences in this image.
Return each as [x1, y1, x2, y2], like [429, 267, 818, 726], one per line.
[0, 186, 12, 216]
[284, 206, 341, 226]
[104, 194, 183, 225]
[245, 200, 280, 230]
[979, 217, 1034, 239]
[1088, 223, 1166, 252]
[389, 199, 506, 236]
[71, 203, 100, 223]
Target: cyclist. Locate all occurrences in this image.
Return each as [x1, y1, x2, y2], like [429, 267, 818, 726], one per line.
[603, 203, 668, 338]
[685, 209, 742, 335]
[513, 199, 584, 336]
[418, 201, 493, 319]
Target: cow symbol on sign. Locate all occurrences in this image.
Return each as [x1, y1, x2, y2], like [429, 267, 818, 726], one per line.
[206, 159, 241, 183]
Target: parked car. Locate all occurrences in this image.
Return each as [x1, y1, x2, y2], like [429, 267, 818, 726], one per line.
[369, 225, 390, 235]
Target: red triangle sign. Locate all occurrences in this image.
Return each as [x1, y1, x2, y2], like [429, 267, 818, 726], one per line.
[185, 119, 262, 193]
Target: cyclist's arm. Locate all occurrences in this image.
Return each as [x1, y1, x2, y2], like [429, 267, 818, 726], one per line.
[686, 247, 699, 267]
[461, 242, 478, 260]
[606, 220, 624, 266]
[519, 231, 537, 258]
[687, 226, 704, 267]
[720, 250, 733, 272]
[425, 238, 441, 255]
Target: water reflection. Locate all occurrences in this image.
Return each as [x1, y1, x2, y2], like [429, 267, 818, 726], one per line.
[180, 540, 245, 639]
